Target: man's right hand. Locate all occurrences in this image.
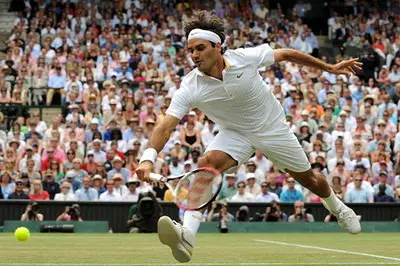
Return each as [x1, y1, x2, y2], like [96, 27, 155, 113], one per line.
[136, 161, 154, 182]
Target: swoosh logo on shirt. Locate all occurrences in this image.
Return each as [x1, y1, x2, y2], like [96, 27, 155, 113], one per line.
[237, 72, 244, 79]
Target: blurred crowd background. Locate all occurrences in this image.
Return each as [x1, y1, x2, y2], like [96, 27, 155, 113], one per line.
[0, 0, 399, 216]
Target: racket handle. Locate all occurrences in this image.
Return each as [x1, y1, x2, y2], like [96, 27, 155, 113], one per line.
[149, 173, 164, 182]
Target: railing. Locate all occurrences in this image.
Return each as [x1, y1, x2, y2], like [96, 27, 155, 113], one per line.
[1, 201, 399, 233]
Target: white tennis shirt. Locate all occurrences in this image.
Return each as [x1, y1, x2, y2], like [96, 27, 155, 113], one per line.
[166, 44, 284, 133]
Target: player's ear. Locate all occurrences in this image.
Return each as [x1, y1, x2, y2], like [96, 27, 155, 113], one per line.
[215, 42, 222, 53]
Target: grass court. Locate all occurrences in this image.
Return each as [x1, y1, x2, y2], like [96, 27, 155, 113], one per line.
[0, 233, 399, 266]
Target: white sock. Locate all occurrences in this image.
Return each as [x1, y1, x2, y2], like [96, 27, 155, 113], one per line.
[183, 210, 202, 236]
[322, 188, 344, 214]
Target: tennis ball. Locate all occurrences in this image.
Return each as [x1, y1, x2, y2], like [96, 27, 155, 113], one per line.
[14, 227, 30, 242]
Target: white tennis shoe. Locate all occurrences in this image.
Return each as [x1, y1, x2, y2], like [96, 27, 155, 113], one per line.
[157, 216, 195, 263]
[324, 203, 361, 234]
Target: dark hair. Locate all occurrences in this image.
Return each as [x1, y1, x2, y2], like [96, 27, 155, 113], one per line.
[184, 11, 225, 46]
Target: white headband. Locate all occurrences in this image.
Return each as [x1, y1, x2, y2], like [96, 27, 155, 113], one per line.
[188, 28, 221, 44]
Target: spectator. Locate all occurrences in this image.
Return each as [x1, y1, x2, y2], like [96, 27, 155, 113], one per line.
[107, 156, 130, 182]
[344, 177, 374, 203]
[20, 201, 43, 221]
[374, 183, 395, 203]
[122, 176, 140, 202]
[92, 174, 106, 197]
[229, 181, 254, 202]
[41, 170, 60, 200]
[29, 179, 49, 200]
[0, 171, 15, 199]
[288, 201, 315, 222]
[54, 182, 76, 201]
[75, 176, 98, 201]
[255, 181, 280, 203]
[373, 171, 395, 197]
[263, 201, 288, 222]
[245, 173, 261, 198]
[280, 177, 304, 203]
[56, 204, 83, 222]
[8, 180, 29, 199]
[99, 179, 122, 201]
[218, 174, 237, 201]
[207, 202, 235, 222]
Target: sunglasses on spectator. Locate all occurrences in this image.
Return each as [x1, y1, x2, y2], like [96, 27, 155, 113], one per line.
[261, 185, 268, 188]
[355, 179, 362, 181]
[238, 185, 245, 188]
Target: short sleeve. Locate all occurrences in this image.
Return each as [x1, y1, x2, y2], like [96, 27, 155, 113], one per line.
[165, 84, 192, 120]
[239, 43, 275, 68]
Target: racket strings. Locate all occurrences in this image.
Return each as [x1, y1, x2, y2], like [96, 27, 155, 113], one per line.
[180, 170, 221, 209]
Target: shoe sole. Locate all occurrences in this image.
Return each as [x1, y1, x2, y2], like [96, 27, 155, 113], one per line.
[158, 216, 192, 263]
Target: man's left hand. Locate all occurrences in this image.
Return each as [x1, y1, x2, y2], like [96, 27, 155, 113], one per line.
[329, 58, 363, 76]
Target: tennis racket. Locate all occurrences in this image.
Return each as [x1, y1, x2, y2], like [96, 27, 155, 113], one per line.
[149, 167, 223, 211]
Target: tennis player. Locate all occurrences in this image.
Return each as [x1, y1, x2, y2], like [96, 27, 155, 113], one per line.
[137, 11, 362, 263]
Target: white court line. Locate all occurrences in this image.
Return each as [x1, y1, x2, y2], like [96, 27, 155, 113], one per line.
[255, 239, 400, 262]
[1, 263, 400, 266]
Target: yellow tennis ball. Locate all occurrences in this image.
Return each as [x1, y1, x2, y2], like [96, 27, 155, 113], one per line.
[14, 227, 30, 242]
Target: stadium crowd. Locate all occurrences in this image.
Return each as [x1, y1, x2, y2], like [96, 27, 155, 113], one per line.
[0, 0, 399, 207]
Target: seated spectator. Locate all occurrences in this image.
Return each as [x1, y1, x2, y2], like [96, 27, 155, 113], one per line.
[263, 201, 288, 222]
[112, 174, 129, 198]
[99, 179, 122, 201]
[41, 170, 60, 200]
[245, 173, 261, 197]
[344, 177, 374, 203]
[280, 177, 304, 203]
[218, 174, 237, 201]
[265, 173, 282, 196]
[8, 180, 29, 199]
[373, 171, 395, 198]
[255, 181, 279, 203]
[29, 180, 49, 200]
[92, 174, 106, 197]
[75, 176, 98, 201]
[0, 171, 15, 199]
[107, 156, 130, 182]
[229, 181, 255, 202]
[288, 201, 315, 222]
[374, 183, 395, 202]
[61, 170, 82, 193]
[122, 176, 141, 202]
[21, 201, 43, 221]
[56, 204, 83, 222]
[54, 182, 76, 201]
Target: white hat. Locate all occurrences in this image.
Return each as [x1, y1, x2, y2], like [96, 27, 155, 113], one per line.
[91, 118, 99, 124]
[301, 110, 309, 116]
[174, 140, 181, 145]
[246, 173, 256, 180]
[109, 99, 117, 105]
[188, 111, 197, 116]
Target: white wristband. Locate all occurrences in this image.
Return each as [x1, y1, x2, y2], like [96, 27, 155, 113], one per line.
[139, 148, 158, 164]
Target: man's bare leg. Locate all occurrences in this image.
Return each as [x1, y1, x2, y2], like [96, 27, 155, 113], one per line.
[287, 168, 361, 234]
[158, 150, 237, 263]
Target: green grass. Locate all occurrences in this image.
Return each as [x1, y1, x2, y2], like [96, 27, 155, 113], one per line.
[0, 233, 399, 266]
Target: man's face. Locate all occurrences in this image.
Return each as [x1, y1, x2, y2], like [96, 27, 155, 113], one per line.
[106, 181, 114, 192]
[354, 177, 362, 188]
[188, 39, 221, 73]
[379, 174, 387, 184]
[287, 178, 295, 189]
[261, 182, 268, 193]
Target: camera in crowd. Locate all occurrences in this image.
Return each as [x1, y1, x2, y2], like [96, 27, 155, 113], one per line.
[66, 204, 82, 221]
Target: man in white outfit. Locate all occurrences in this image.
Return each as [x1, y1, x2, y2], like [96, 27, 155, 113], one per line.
[137, 11, 362, 263]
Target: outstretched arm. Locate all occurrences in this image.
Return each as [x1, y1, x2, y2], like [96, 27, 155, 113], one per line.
[274, 48, 362, 76]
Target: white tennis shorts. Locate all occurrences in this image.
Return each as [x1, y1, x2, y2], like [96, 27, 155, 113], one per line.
[205, 119, 311, 173]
